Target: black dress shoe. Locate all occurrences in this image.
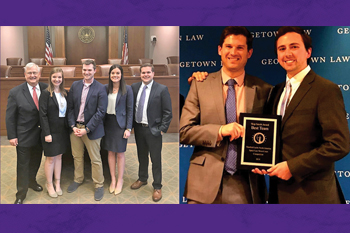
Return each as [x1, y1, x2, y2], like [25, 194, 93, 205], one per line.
[29, 183, 43, 192]
[14, 198, 23, 204]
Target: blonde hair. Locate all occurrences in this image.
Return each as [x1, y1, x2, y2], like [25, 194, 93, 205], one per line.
[47, 67, 67, 97]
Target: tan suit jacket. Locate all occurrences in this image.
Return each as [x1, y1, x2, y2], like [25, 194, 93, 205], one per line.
[268, 69, 350, 204]
[180, 71, 272, 204]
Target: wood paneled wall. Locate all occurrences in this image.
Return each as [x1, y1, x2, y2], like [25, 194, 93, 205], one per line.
[65, 26, 108, 65]
[128, 27, 145, 64]
[27, 26, 146, 65]
[27, 26, 45, 59]
[108, 26, 119, 59]
[55, 26, 65, 58]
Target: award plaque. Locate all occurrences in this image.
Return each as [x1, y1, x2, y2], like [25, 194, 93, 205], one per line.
[237, 113, 281, 170]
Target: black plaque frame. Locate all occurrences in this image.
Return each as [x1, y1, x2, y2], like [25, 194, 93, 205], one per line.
[237, 113, 281, 170]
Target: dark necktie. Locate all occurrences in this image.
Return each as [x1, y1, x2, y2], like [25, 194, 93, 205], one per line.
[32, 86, 39, 110]
[136, 85, 147, 123]
[225, 79, 237, 175]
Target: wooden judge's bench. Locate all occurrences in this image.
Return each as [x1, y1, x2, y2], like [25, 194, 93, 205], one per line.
[0, 66, 179, 136]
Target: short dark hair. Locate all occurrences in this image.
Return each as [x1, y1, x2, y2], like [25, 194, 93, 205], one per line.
[82, 59, 96, 70]
[219, 26, 253, 51]
[275, 26, 312, 64]
[107, 64, 126, 95]
[140, 63, 154, 73]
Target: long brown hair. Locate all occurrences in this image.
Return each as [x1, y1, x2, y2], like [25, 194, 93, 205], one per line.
[47, 67, 67, 97]
[107, 64, 126, 95]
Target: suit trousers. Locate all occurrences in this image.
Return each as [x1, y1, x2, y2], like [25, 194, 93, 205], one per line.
[134, 123, 162, 189]
[70, 129, 104, 188]
[16, 144, 43, 199]
[188, 171, 253, 204]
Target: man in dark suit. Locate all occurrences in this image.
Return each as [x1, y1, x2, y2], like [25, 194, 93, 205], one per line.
[6, 62, 48, 204]
[67, 59, 107, 201]
[180, 27, 272, 204]
[253, 26, 350, 203]
[130, 64, 172, 202]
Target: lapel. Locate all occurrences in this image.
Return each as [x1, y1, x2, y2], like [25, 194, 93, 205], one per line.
[272, 83, 285, 114]
[281, 70, 314, 128]
[115, 91, 122, 108]
[244, 74, 257, 114]
[85, 80, 96, 108]
[22, 82, 37, 110]
[209, 71, 226, 125]
[52, 92, 59, 108]
[147, 81, 157, 109]
[134, 82, 142, 103]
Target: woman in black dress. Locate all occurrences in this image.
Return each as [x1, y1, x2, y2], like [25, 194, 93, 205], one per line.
[103, 64, 133, 195]
[39, 67, 69, 198]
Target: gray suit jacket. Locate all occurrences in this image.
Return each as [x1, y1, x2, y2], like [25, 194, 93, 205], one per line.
[180, 71, 272, 204]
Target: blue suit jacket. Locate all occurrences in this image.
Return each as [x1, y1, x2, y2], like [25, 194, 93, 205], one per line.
[105, 84, 134, 129]
[67, 79, 107, 140]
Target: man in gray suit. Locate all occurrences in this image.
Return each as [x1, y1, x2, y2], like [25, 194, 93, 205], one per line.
[6, 62, 48, 204]
[180, 27, 272, 204]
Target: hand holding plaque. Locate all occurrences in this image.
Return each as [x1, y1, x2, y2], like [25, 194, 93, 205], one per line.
[237, 113, 281, 170]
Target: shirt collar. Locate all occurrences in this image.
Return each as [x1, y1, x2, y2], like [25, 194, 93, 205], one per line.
[285, 65, 311, 85]
[221, 69, 245, 87]
[83, 78, 94, 87]
[141, 80, 154, 89]
[27, 82, 40, 90]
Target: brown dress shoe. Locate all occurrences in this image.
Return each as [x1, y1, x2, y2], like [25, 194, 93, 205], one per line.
[152, 189, 162, 202]
[130, 180, 147, 190]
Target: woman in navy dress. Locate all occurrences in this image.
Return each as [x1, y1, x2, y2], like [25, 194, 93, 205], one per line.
[39, 67, 69, 198]
[102, 64, 133, 195]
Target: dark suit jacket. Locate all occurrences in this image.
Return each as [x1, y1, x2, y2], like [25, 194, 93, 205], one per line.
[179, 71, 272, 204]
[39, 89, 69, 136]
[268, 69, 350, 204]
[67, 79, 107, 140]
[105, 84, 134, 130]
[6, 82, 48, 147]
[131, 81, 172, 136]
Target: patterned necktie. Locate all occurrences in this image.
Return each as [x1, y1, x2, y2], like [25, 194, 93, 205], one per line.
[32, 86, 39, 110]
[280, 79, 292, 118]
[136, 85, 147, 123]
[225, 79, 237, 175]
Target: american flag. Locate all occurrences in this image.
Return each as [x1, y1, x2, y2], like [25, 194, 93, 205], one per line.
[45, 26, 53, 65]
[121, 26, 129, 65]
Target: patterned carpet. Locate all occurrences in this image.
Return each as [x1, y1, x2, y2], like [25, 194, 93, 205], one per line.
[0, 134, 179, 204]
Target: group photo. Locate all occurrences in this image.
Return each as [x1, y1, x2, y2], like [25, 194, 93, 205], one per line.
[0, 26, 179, 204]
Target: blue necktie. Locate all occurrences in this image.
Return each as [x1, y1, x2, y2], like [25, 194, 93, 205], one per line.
[136, 85, 147, 123]
[225, 79, 237, 175]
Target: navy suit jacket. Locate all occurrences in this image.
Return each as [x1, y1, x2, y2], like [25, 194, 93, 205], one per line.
[131, 81, 172, 136]
[6, 82, 48, 147]
[105, 84, 134, 129]
[67, 79, 107, 140]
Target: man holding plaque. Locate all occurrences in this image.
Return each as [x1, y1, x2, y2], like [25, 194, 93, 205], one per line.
[180, 27, 272, 204]
[253, 26, 350, 204]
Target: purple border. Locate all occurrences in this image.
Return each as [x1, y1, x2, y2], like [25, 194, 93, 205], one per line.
[1, 0, 350, 232]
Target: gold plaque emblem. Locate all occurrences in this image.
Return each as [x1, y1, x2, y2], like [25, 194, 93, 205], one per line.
[78, 26, 95, 43]
[253, 132, 266, 144]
